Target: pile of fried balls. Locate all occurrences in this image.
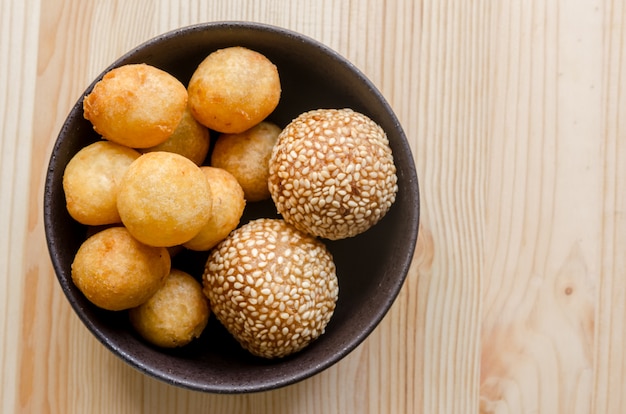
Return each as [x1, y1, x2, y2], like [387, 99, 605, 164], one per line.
[63, 46, 398, 358]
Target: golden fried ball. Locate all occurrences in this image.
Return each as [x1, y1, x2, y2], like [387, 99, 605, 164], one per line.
[117, 152, 212, 247]
[129, 269, 210, 348]
[83, 63, 188, 148]
[203, 219, 339, 358]
[188, 47, 281, 134]
[211, 121, 281, 202]
[268, 109, 398, 240]
[183, 167, 245, 251]
[141, 108, 210, 165]
[71, 227, 170, 311]
[63, 141, 141, 225]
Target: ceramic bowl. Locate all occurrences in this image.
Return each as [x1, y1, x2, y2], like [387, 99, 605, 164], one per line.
[44, 21, 419, 393]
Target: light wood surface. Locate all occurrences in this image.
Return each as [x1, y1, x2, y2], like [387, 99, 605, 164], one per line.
[2, 0, 625, 412]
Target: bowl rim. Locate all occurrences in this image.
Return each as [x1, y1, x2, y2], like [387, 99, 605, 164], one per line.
[44, 20, 420, 393]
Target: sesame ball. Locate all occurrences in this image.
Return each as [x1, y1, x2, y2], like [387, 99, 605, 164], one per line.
[268, 108, 398, 240]
[202, 218, 338, 358]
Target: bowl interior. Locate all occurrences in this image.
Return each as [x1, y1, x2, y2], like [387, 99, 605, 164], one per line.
[44, 22, 419, 393]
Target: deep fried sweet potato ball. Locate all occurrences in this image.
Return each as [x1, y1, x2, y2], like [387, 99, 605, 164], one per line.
[129, 269, 209, 348]
[63, 141, 140, 225]
[211, 121, 281, 202]
[141, 108, 210, 166]
[71, 227, 170, 311]
[83, 63, 188, 148]
[183, 167, 245, 251]
[187, 47, 280, 134]
[117, 152, 212, 247]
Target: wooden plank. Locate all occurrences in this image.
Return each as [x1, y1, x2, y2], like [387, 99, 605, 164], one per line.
[0, 1, 40, 413]
[2, 0, 623, 412]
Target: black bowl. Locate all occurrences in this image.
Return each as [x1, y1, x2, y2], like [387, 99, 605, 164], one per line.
[44, 21, 419, 393]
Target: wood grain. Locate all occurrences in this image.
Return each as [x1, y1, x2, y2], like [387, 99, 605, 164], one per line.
[1, 0, 625, 413]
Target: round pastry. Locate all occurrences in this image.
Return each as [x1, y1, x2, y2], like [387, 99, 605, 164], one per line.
[183, 167, 246, 251]
[268, 108, 398, 240]
[83, 63, 188, 148]
[211, 121, 281, 202]
[187, 46, 281, 134]
[63, 141, 140, 225]
[141, 108, 210, 166]
[117, 151, 212, 247]
[203, 218, 339, 358]
[71, 227, 170, 311]
[129, 269, 210, 348]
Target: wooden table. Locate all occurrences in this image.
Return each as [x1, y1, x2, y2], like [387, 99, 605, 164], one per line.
[2, 0, 625, 412]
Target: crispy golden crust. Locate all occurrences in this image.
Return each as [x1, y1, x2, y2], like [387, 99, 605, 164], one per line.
[83, 64, 188, 148]
[117, 152, 212, 247]
[188, 47, 281, 134]
[183, 167, 245, 251]
[71, 227, 170, 311]
[129, 269, 210, 348]
[63, 141, 141, 225]
[211, 121, 281, 202]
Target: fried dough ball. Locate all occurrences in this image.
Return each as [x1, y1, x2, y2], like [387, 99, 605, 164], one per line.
[269, 109, 398, 240]
[71, 227, 170, 311]
[203, 219, 339, 358]
[117, 152, 212, 247]
[141, 108, 210, 166]
[183, 167, 245, 251]
[83, 63, 188, 148]
[129, 269, 210, 348]
[211, 121, 281, 202]
[63, 141, 141, 225]
[188, 47, 281, 134]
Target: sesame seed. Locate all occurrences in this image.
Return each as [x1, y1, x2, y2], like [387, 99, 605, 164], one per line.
[269, 109, 396, 240]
